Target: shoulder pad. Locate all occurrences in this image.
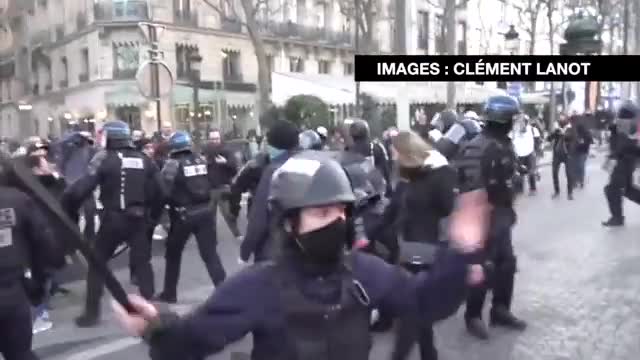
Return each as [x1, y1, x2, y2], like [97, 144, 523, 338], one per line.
[87, 150, 108, 176]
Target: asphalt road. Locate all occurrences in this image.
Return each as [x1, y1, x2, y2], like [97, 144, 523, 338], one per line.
[30, 150, 640, 360]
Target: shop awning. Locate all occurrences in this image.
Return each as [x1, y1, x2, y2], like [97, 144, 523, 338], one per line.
[105, 85, 146, 107]
[172, 85, 254, 108]
[271, 72, 507, 106]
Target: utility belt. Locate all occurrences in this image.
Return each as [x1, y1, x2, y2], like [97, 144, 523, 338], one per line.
[104, 205, 147, 218]
[172, 202, 211, 221]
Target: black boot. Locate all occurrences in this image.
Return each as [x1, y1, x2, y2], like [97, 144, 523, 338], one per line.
[154, 292, 177, 304]
[465, 317, 489, 340]
[75, 311, 100, 327]
[602, 216, 624, 227]
[489, 306, 527, 331]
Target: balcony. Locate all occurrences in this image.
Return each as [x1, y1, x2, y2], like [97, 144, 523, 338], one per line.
[175, 11, 198, 27]
[256, 21, 353, 46]
[94, 0, 150, 22]
[30, 30, 52, 47]
[59, 79, 68, 88]
[223, 73, 256, 92]
[113, 68, 137, 79]
[79, 73, 88, 82]
[221, 19, 242, 34]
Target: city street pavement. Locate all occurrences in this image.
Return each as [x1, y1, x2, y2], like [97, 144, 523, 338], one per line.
[32, 149, 640, 360]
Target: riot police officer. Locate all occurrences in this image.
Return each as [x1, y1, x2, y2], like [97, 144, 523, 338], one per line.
[155, 131, 227, 304]
[299, 129, 324, 150]
[346, 119, 391, 194]
[112, 150, 488, 360]
[0, 158, 64, 359]
[456, 95, 527, 339]
[430, 110, 482, 160]
[62, 120, 159, 327]
[602, 100, 640, 227]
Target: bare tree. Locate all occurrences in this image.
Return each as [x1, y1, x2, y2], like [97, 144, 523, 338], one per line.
[519, 0, 545, 55]
[337, 0, 379, 53]
[202, 0, 273, 131]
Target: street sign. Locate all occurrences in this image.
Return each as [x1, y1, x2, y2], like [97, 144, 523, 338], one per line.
[136, 60, 174, 100]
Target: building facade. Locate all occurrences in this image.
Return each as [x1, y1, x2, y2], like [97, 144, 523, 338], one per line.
[0, 0, 401, 139]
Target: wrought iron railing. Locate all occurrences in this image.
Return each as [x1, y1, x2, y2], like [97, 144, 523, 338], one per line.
[94, 0, 150, 22]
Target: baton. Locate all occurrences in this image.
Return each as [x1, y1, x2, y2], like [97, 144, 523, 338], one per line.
[0, 153, 136, 313]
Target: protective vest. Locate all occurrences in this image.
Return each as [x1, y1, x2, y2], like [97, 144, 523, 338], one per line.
[95, 149, 148, 211]
[259, 258, 372, 360]
[455, 132, 516, 208]
[333, 151, 385, 210]
[172, 154, 211, 207]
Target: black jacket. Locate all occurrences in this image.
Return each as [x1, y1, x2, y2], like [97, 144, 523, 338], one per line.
[201, 142, 238, 188]
[377, 151, 457, 246]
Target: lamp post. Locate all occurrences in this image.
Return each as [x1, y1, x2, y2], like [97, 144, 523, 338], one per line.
[189, 53, 202, 133]
[499, 25, 520, 90]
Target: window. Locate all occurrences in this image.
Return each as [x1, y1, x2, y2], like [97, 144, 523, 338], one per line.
[113, 44, 139, 79]
[222, 50, 242, 81]
[296, 0, 305, 24]
[434, 15, 445, 54]
[60, 57, 68, 87]
[315, 3, 327, 28]
[457, 21, 467, 55]
[289, 57, 304, 72]
[174, 0, 191, 14]
[418, 11, 429, 51]
[176, 45, 197, 79]
[80, 48, 89, 81]
[343, 62, 353, 76]
[45, 62, 52, 91]
[318, 60, 331, 74]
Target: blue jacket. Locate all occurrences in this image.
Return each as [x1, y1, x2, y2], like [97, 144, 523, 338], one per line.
[240, 151, 293, 261]
[147, 250, 470, 359]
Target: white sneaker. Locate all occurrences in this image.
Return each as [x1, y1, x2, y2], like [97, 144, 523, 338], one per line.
[32, 315, 53, 334]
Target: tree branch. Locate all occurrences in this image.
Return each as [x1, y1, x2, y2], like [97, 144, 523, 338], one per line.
[202, 0, 244, 25]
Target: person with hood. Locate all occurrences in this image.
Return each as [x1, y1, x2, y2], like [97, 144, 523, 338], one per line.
[239, 120, 300, 263]
[346, 119, 391, 195]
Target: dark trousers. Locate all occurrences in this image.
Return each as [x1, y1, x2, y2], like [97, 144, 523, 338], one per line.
[392, 263, 437, 360]
[210, 188, 241, 238]
[604, 164, 640, 219]
[85, 211, 154, 315]
[0, 288, 38, 360]
[465, 226, 517, 320]
[82, 195, 97, 241]
[573, 152, 588, 186]
[552, 155, 574, 195]
[162, 209, 227, 298]
[517, 154, 537, 191]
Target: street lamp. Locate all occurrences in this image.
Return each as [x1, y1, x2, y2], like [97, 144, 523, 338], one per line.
[189, 53, 203, 132]
[504, 25, 520, 55]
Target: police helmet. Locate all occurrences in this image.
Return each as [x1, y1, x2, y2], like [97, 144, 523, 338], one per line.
[431, 110, 458, 133]
[484, 95, 520, 124]
[464, 111, 480, 121]
[269, 150, 356, 212]
[349, 119, 370, 139]
[316, 126, 328, 139]
[168, 131, 193, 154]
[299, 129, 323, 150]
[617, 100, 639, 119]
[102, 120, 131, 140]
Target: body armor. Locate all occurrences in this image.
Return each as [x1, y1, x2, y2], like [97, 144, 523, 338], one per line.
[171, 153, 211, 207]
[91, 149, 148, 211]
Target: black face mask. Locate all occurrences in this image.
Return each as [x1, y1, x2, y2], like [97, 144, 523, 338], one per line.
[295, 218, 348, 264]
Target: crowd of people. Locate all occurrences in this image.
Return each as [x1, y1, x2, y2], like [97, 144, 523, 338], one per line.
[0, 95, 637, 360]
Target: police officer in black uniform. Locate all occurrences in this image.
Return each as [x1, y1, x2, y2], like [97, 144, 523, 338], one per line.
[346, 119, 391, 195]
[112, 150, 487, 360]
[602, 100, 640, 227]
[0, 159, 64, 359]
[63, 120, 159, 327]
[431, 111, 483, 160]
[456, 96, 527, 339]
[155, 131, 227, 304]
